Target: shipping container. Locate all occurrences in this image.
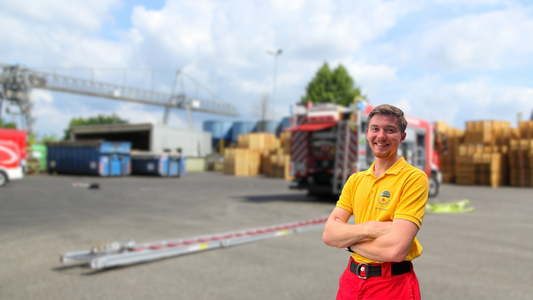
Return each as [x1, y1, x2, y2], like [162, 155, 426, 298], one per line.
[46, 140, 131, 176]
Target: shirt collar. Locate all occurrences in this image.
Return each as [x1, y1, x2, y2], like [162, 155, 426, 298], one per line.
[364, 157, 408, 177]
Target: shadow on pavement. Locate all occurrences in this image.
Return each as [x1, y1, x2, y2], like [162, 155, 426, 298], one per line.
[238, 193, 337, 203]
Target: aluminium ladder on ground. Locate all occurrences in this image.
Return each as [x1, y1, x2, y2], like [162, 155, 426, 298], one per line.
[60, 216, 329, 270]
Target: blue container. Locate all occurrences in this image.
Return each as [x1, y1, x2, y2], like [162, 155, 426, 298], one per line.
[231, 121, 255, 143]
[131, 153, 171, 176]
[122, 155, 131, 176]
[178, 157, 187, 176]
[168, 155, 180, 177]
[281, 117, 291, 129]
[46, 140, 132, 176]
[255, 120, 281, 134]
[203, 121, 233, 149]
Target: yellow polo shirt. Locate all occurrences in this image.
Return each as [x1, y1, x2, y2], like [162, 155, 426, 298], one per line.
[336, 157, 429, 264]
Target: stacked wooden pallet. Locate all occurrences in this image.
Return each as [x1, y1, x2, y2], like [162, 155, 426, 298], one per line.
[455, 144, 482, 185]
[435, 122, 464, 183]
[223, 149, 255, 176]
[473, 147, 509, 187]
[509, 121, 533, 187]
[223, 132, 293, 180]
[436, 121, 520, 187]
[455, 121, 511, 187]
[260, 131, 293, 180]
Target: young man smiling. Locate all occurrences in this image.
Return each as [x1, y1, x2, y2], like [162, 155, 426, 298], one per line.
[323, 104, 429, 300]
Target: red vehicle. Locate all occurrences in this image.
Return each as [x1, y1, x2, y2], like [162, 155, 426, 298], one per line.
[0, 129, 27, 186]
[287, 101, 441, 197]
[0, 140, 24, 186]
[0, 129, 27, 155]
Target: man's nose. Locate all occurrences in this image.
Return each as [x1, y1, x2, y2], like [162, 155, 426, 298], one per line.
[376, 129, 386, 139]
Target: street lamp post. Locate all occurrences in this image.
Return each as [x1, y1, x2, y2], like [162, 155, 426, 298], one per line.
[267, 49, 282, 121]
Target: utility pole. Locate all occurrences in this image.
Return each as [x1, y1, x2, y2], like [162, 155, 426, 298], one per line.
[267, 49, 282, 120]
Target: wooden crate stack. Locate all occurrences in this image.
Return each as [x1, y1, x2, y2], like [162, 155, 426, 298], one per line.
[260, 131, 293, 180]
[473, 146, 509, 187]
[455, 121, 511, 187]
[223, 148, 252, 176]
[509, 121, 533, 187]
[435, 122, 465, 183]
[455, 144, 483, 185]
[224, 132, 288, 178]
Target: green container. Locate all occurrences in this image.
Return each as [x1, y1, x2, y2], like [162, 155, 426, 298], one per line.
[30, 144, 47, 171]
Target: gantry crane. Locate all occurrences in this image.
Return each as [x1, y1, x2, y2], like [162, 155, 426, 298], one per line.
[0, 64, 239, 136]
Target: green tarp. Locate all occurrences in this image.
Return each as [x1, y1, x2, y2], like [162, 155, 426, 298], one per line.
[426, 200, 474, 213]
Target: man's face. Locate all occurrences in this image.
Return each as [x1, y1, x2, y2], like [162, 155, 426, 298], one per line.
[366, 114, 406, 160]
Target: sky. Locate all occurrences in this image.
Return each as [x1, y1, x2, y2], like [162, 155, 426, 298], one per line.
[1, 0, 533, 138]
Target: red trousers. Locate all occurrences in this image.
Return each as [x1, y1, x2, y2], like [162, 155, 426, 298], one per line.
[336, 258, 421, 300]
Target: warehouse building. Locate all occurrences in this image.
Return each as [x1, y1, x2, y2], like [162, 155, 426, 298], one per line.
[70, 123, 211, 157]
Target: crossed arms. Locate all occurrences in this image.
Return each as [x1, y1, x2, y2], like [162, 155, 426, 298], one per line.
[322, 207, 419, 262]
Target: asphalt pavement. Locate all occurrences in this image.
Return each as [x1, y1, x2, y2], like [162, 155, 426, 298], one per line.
[0, 172, 531, 300]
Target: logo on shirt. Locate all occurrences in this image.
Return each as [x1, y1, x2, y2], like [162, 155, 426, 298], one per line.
[380, 190, 391, 198]
[377, 188, 392, 206]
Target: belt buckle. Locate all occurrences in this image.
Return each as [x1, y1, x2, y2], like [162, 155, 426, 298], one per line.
[355, 263, 369, 279]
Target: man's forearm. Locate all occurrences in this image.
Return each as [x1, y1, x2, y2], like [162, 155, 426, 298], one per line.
[350, 219, 419, 262]
[351, 236, 401, 262]
[323, 220, 372, 249]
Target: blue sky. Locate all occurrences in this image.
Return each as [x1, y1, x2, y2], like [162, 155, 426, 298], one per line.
[1, 0, 532, 138]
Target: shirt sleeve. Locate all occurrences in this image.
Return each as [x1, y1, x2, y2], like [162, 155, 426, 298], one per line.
[336, 174, 355, 214]
[394, 172, 429, 228]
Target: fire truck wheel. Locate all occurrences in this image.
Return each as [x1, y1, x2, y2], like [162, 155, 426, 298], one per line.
[0, 171, 7, 187]
[428, 175, 439, 197]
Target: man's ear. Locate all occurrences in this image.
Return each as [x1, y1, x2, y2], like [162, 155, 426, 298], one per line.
[400, 132, 406, 143]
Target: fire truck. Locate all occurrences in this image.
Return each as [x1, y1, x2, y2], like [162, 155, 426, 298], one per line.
[0, 139, 24, 187]
[287, 101, 441, 197]
[0, 129, 27, 186]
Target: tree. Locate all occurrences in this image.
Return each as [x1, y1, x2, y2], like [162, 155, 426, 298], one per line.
[40, 133, 60, 143]
[0, 118, 17, 129]
[252, 93, 272, 132]
[63, 113, 128, 140]
[301, 62, 364, 106]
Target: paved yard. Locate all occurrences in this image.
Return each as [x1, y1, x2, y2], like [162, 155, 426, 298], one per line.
[0, 172, 531, 299]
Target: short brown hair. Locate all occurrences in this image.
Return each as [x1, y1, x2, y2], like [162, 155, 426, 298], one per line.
[367, 104, 408, 134]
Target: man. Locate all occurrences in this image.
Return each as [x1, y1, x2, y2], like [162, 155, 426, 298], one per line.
[323, 104, 429, 300]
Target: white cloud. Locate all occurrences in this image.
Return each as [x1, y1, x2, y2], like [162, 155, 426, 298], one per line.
[344, 61, 398, 98]
[400, 79, 533, 128]
[0, 0, 120, 33]
[403, 6, 533, 71]
[2, 0, 533, 138]
[394, 97, 412, 114]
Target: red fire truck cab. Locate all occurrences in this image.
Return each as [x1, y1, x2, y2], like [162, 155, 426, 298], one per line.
[287, 101, 441, 197]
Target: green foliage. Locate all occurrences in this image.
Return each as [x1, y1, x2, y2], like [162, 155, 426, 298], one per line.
[0, 118, 17, 129]
[301, 62, 364, 106]
[40, 133, 60, 143]
[63, 113, 128, 140]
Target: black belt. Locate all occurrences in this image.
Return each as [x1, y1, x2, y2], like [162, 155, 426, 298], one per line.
[350, 260, 411, 279]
